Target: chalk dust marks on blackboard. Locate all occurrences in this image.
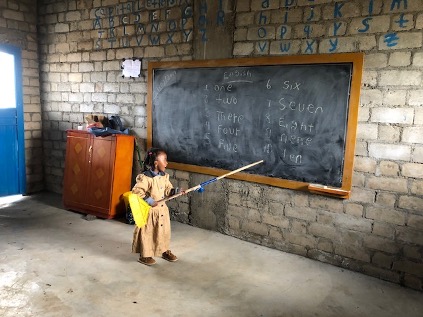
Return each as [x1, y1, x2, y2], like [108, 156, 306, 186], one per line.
[148, 54, 364, 195]
[152, 70, 177, 101]
[154, 69, 206, 155]
[151, 61, 356, 188]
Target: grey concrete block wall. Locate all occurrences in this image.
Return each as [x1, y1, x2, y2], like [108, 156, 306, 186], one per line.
[0, 0, 44, 194]
[35, 0, 423, 290]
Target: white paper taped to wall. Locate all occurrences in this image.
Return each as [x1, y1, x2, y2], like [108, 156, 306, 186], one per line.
[122, 59, 141, 78]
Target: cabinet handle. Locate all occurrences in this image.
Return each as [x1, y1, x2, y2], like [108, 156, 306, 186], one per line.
[88, 145, 93, 164]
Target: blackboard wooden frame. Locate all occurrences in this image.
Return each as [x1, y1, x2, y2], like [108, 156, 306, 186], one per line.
[147, 53, 363, 198]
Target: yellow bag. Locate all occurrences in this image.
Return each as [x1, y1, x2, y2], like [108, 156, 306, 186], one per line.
[127, 193, 151, 228]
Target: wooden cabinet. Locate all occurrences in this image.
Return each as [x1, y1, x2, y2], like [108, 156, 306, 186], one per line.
[63, 130, 134, 219]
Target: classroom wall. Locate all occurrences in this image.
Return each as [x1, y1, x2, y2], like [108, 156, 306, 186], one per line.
[36, 0, 423, 290]
[0, 0, 44, 194]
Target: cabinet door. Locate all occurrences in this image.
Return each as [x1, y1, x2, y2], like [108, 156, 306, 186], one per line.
[85, 136, 115, 214]
[63, 132, 90, 206]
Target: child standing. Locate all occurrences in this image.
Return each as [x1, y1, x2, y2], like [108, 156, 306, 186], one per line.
[131, 148, 181, 266]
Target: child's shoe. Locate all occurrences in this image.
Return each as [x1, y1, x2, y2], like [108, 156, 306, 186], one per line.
[162, 250, 178, 262]
[138, 257, 156, 266]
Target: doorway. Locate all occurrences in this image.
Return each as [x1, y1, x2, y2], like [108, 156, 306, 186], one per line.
[0, 44, 26, 197]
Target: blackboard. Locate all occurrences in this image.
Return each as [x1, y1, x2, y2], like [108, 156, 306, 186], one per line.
[147, 54, 363, 197]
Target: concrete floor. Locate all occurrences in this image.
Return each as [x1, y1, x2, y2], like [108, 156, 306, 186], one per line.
[0, 193, 422, 317]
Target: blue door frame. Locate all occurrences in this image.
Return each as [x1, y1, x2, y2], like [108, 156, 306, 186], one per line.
[0, 44, 26, 196]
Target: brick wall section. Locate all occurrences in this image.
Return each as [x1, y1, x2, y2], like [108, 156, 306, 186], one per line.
[37, 0, 423, 291]
[37, 0, 195, 191]
[0, 0, 43, 193]
[230, 0, 423, 291]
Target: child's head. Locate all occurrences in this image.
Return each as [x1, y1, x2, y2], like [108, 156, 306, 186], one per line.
[143, 148, 168, 173]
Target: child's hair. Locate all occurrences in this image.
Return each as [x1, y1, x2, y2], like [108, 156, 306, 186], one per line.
[143, 148, 166, 171]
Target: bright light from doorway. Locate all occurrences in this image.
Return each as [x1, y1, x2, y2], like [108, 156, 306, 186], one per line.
[0, 195, 25, 209]
[0, 52, 16, 109]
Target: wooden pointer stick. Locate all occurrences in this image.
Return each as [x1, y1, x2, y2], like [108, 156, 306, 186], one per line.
[130, 160, 264, 227]
[159, 160, 264, 203]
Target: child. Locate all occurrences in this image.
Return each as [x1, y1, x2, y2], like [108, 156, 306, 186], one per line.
[131, 148, 182, 266]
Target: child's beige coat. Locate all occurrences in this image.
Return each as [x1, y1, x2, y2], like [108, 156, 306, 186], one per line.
[131, 172, 174, 257]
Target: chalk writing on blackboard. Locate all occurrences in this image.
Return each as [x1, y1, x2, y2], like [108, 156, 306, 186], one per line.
[148, 54, 363, 198]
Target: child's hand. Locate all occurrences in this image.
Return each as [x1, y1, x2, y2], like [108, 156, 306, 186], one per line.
[171, 187, 184, 196]
[151, 201, 158, 207]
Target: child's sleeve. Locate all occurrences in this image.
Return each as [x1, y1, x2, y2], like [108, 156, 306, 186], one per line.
[132, 174, 155, 206]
